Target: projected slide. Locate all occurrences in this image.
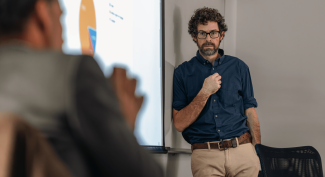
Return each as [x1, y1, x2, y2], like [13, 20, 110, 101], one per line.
[59, 0, 163, 146]
[79, 0, 97, 56]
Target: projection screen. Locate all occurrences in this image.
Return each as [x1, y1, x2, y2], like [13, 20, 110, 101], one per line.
[59, 0, 164, 148]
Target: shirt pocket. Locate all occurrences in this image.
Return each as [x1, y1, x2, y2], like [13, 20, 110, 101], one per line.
[217, 88, 238, 106]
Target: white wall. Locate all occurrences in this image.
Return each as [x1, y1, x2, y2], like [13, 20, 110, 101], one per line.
[232, 0, 325, 170]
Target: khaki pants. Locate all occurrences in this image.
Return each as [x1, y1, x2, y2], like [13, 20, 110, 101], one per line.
[191, 143, 260, 177]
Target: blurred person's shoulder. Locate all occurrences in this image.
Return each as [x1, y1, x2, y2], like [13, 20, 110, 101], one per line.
[0, 44, 87, 60]
[0, 44, 97, 71]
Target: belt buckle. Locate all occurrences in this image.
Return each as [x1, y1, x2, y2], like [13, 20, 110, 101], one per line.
[218, 140, 228, 151]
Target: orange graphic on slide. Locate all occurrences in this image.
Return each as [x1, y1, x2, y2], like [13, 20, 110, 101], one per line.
[79, 0, 97, 56]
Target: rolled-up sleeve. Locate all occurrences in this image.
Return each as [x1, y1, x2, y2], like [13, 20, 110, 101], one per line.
[172, 69, 188, 111]
[241, 65, 258, 110]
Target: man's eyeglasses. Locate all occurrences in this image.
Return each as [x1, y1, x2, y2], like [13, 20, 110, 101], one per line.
[197, 31, 220, 39]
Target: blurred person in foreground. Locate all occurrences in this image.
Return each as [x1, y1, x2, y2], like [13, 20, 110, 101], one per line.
[0, 0, 163, 176]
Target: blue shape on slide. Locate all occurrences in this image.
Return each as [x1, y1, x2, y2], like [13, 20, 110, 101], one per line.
[88, 26, 97, 51]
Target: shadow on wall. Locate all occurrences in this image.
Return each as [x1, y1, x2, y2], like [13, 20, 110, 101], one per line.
[173, 6, 184, 67]
[164, 61, 183, 149]
[164, 6, 182, 177]
[166, 153, 180, 177]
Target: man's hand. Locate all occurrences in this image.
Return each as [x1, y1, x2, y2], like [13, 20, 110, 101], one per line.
[110, 68, 144, 131]
[245, 107, 261, 146]
[201, 73, 222, 96]
[172, 73, 221, 132]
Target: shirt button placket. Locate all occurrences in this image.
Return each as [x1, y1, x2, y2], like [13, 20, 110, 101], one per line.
[215, 114, 220, 127]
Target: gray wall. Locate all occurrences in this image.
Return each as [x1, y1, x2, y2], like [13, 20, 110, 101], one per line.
[233, 0, 325, 170]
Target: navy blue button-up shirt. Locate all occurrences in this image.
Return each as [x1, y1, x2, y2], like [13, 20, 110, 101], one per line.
[172, 49, 257, 145]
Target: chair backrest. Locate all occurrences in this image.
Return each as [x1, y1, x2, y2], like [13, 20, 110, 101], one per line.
[0, 112, 72, 177]
[255, 144, 323, 177]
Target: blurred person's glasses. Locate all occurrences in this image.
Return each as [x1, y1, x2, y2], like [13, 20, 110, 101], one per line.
[197, 31, 220, 39]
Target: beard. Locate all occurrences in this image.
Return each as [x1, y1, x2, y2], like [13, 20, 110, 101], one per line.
[197, 41, 219, 56]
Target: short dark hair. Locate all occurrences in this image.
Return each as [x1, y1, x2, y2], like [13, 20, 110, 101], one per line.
[188, 7, 228, 40]
[0, 0, 54, 37]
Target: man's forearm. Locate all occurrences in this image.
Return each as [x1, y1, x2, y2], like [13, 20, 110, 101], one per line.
[173, 89, 210, 132]
[245, 108, 261, 145]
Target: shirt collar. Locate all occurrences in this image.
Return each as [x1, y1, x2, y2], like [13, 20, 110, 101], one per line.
[196, 49, 225, 65]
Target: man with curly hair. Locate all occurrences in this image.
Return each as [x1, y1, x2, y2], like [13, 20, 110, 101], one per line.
[172, 7, 261, 177]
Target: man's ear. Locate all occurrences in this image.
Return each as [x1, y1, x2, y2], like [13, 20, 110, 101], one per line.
[192, 34, 197, 43]
[33, 1, 53, 45]
[220, 31, 225, 41]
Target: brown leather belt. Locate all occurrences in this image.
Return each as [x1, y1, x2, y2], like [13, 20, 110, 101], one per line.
[191, 132, 252, 151]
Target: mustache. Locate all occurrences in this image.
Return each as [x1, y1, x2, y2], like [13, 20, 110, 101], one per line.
[202, 42, 215, 47]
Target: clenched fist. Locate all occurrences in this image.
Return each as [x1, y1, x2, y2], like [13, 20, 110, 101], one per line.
[110, 68, 144, 131]
[201, 73, 222, 96]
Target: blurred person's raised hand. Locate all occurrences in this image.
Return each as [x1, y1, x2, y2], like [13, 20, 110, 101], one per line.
[110, 68, 144, 131]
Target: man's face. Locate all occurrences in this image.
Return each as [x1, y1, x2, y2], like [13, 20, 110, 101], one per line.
[193, 21, 224, 56]
[49, 1, 63, 50]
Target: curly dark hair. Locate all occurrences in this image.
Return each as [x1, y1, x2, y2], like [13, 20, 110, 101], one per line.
[188, 7, 228, 41]
[0, 0, 54, 37]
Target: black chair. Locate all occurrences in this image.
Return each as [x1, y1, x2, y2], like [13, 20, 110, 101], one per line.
[255, 144, 323, 177]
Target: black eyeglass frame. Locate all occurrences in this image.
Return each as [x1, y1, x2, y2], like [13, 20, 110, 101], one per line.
[196, 31, 221, 39]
